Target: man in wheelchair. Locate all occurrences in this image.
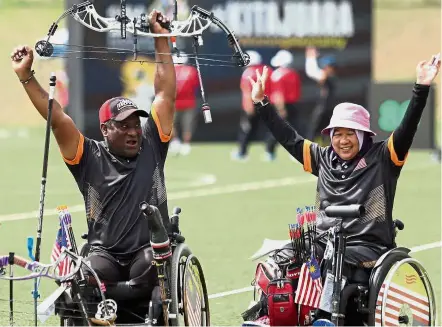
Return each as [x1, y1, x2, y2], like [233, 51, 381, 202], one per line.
[12, 7, 179, 326]
[245, 53, 440, 326]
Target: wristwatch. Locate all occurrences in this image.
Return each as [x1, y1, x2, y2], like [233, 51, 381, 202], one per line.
[253, 95, 269, 106]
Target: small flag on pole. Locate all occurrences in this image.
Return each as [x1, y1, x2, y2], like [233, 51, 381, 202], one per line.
[50, 207, 73, 277]
[294, 255, 323, 308]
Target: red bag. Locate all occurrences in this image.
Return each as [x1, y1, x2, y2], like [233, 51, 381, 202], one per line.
[286, 261, 302, 290]
[266, 279, 298, 326]
[254, 258, 281, 296]
[286, 262, 315, 326]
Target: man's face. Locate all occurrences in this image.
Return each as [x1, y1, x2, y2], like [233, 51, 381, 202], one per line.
[101, 114, 142, 158]
[331, 127, 359, 161]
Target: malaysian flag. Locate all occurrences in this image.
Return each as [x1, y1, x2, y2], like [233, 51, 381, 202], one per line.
[294, 255, 323, 308]
[50, 208, 73, 277]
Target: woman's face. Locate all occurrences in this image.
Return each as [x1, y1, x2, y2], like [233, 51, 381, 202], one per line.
[331, 127, 360, 161]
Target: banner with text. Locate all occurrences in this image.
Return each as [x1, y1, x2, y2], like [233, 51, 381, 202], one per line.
[71, 0, 373, 141]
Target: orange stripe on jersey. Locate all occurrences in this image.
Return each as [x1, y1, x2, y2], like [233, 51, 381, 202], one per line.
[63, 133, 84, 165]
[151, 107, 172, 143]
[303, 140, 313, 173]
[388, 134, 407, 166]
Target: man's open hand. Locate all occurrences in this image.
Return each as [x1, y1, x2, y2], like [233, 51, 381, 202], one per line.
[248, 66, 269, 103]
[416, 53, 440, 86]
[148, 10, 171, 35]
[305, 47, 318, 59]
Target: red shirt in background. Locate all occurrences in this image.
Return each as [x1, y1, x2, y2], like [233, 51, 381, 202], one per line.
[175, 65, 199, 111]
[269, 67, 301, 104]
[240, 64, 273, 112]
[56, 70, 69, 108]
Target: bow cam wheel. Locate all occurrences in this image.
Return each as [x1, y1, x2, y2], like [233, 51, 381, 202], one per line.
[35, 40, 54, 57]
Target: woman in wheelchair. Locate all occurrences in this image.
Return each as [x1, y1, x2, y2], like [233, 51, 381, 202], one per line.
[246, 54, 440, 326]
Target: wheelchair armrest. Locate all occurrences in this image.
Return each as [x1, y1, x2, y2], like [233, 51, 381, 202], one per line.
[393, 219, 405, 231]
[372, 247, 411, 270]
[169, 233, 185, 243]
[169, 207, 182, 235]
[325, 204, 365, 218]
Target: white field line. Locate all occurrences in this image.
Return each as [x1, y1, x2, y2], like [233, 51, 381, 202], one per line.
[0, 161, 436, 223]
[0, 176, 316, 222]
[207, 240, 442, 299]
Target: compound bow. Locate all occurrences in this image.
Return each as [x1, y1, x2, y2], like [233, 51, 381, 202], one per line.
[35, 0, 251, 123]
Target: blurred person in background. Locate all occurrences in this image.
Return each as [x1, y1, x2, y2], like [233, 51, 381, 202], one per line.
[55, 69, 69, 109]
[305, 47, 338, 145]
[232, 50, 273, 161]
[266, 49, 301, 161]
[169, 53, 200, 156]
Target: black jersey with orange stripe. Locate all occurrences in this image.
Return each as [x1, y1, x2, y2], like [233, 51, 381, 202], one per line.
[63, 108, 171, 256]
[303, 138, 402, 248]
[256, 83, 430, 249]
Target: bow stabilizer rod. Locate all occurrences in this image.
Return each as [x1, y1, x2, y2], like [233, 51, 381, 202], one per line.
[192, 36, 211, 124]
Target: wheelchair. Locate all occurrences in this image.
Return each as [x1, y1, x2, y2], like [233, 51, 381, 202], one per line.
[243, 205, 437, 326]
[53, 203, 211, 326]
[314, 205, 437, 326]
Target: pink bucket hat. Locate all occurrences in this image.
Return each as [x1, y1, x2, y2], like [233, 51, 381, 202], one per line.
[321, 102, 376, 136]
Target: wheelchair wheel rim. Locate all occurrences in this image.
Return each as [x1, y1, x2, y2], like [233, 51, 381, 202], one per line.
[376, 258, 435, 326]
[182, 255, 208, 326]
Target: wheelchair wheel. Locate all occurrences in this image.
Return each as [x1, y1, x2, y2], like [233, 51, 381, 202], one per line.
[169, 243, 210, 326]
[182, 254, 210, 326]
[368, 253, 436, 326]
[170, 243, 193, 326]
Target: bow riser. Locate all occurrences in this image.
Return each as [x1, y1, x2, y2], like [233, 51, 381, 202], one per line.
[72, 4, 213, 38]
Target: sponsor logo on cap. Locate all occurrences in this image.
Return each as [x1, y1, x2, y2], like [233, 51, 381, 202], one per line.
[116, 99, 137, 111]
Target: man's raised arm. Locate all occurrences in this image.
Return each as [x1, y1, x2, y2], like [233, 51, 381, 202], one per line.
[11, 45, 80, 161]
[149, 10, 177, 138]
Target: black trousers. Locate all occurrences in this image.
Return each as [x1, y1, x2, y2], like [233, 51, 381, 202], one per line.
[85, 246, 158, 302]
[307, 102, 334, 141]
[237, 111, 261, 156]
[315, 242, 386, 280]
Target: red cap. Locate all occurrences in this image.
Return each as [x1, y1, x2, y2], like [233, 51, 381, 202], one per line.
[99, 97, 149, 124]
